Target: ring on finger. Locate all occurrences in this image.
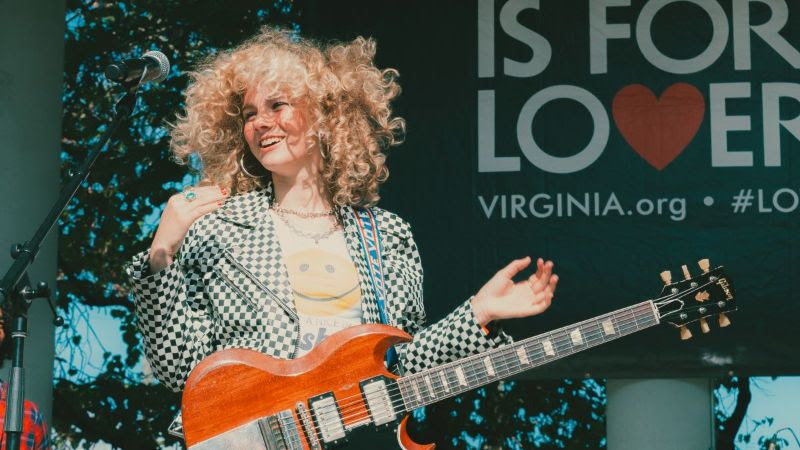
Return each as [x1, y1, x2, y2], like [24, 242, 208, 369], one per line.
[183, 188, 197, 202]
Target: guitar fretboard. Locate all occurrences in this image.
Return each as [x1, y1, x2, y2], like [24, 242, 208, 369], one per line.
[396, 300, 659, 411]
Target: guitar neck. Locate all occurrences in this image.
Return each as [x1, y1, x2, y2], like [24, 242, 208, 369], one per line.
[397, 300, 660, 411]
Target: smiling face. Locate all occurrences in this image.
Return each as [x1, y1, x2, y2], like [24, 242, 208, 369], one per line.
[285, 249, 361, 316]
[241, 87, 318, 177]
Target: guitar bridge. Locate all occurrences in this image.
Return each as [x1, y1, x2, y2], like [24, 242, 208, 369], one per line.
[296, 402, 321, 450]
[189, 410, 302, 450]
[257, 410, 302, 450]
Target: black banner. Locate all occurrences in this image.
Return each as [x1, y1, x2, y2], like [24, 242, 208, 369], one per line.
[307, 0, 800, 377]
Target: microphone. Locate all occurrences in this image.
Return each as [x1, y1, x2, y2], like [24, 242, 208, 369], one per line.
[104, 50, 170, 84]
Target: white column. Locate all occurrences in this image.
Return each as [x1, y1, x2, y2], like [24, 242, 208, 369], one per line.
[0, 0, 66, 425]
[606, 378, 713, 450]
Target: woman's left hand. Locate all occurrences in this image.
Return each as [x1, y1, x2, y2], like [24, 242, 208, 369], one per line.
[470, 257, 558, 326]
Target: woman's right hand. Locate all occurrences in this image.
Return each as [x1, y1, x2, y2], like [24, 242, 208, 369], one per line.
[148, 185, 229, 273]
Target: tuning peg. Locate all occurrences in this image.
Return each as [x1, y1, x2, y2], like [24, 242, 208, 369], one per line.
[660, 270, 672, 285]
[681, 265, 691, 280]
[698, 258, 710, 273]
[680, 325, 692, 340]
[699, 318, 710, 334]
[718, 313, 731, 327]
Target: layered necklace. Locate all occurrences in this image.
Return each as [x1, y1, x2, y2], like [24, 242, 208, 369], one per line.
[271, 204, 340, 244]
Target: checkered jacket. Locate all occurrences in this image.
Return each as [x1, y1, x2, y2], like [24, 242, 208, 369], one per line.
[127, 186, 511, 392]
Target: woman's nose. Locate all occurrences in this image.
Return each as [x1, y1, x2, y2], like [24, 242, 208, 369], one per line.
[254, 111, 276, 128]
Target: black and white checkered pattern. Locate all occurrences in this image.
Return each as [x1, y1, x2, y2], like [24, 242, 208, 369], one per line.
[127, 185, 511, 392]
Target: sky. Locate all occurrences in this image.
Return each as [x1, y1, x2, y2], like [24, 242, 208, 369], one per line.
[732, 377, 800, 449]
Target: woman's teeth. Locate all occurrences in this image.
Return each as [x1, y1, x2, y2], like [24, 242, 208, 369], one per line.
[260, 137, 284, 148]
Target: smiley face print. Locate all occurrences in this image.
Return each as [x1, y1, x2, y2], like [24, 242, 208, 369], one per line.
[284, 249, 362, 316]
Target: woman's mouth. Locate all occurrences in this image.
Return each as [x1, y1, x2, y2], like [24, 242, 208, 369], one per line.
[259, 136, 285, 149]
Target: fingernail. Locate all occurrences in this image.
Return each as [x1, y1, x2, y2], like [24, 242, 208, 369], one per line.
[217, 201, 224, 206]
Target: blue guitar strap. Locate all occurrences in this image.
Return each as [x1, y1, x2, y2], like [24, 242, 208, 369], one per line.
[353, 207, 398, 368]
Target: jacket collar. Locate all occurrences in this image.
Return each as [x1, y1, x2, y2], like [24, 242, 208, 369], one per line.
[215, 184, 274, 228]
[213, 183, 383, 325]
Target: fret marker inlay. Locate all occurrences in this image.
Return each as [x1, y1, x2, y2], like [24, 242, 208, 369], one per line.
[483, 357, 495, 377]
[439, 371, 449, 392]
[424, 376, 434, 395]
[454, 367, 467, 386]
[570, 328, 583, 346]
[542, 340, 555, 356]
[516, 346, 529, 365]
[602, 320, 615, 335]
[411, 380, 421, 400]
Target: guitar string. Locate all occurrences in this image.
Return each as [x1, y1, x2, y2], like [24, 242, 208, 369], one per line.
[271, 306, 656, 440]
[273, 276, 723, 441]
[273, 305, 655, 438]
[430, 274, 722, 396]
[272, 305, 656, 439]
[374, 307, 655, 411]
[273, 309, 656, 443]
[289, 303, 653, 420]
[398, 303, 656, 398]
[276, 309, 656, 442]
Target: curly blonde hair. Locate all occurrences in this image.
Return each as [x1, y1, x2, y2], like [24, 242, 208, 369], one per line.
[170, 28, 405, 206]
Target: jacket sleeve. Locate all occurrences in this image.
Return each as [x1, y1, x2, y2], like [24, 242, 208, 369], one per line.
[126, 226, 216, 392]
[386, 220, 513, 375]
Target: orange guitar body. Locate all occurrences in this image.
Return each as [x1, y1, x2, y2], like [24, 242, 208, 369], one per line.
[182, 324, 434, 449]
[180, 264, 736, 448]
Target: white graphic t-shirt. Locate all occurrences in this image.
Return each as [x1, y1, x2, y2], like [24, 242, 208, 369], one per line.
[272, 214, 363, 357]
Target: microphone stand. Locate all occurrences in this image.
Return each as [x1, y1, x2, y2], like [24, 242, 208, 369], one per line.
[0, 79, 142, 450]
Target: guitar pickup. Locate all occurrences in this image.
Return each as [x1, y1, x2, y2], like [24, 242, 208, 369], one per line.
[360, 376, 398, 427]
[308, 392, 346, 444]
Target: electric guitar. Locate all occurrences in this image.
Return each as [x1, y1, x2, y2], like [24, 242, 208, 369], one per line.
[181, 259, 736, 449]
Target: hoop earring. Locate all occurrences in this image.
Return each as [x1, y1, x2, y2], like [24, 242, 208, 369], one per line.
[318, 133, 328, 160]
[239, 154, 261, 178]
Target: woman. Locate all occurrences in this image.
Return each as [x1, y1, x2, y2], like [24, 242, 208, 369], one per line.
[127, 28, 558, 393]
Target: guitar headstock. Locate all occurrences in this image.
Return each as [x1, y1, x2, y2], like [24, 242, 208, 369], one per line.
[653, 258, 736, 340]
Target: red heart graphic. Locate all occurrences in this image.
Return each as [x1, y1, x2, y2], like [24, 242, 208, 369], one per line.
[612, 83, 705, 170]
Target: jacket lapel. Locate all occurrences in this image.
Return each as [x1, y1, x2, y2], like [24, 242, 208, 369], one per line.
[215, 186, 384, 325]
[340, 206, 382, 325]
[215, 185, 297, 320]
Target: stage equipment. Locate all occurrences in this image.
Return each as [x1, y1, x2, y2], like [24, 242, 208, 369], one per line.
[0, 50, 169, 450]
[104, 50, 170, 84]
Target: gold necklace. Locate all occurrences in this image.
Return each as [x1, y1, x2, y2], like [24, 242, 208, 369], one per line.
[272, 205, 335, 218]
[272, 208, 340, 244]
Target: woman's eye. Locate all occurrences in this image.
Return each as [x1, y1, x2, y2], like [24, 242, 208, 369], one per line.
[243, 111, 256, 120]
[272, 102, 288, 109]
